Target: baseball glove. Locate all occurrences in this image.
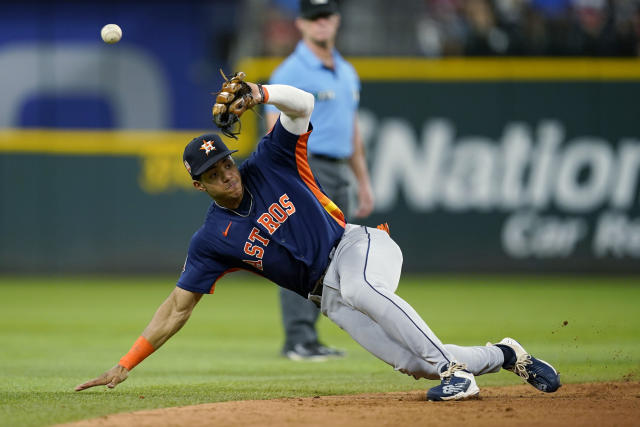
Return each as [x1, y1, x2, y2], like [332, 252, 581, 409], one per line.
[212, 70, 263, 139]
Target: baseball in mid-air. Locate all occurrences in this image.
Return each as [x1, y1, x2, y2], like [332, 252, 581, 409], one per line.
[101, 24, 122, 44]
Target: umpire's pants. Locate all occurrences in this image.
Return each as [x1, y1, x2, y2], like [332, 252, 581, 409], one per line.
[279, 155, 352, 349]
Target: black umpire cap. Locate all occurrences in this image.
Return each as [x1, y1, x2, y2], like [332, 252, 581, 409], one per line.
[183, 133, 238, 179]
[299, 0, 339, 19]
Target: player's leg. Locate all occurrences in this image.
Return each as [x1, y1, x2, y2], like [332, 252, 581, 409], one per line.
[326, 226, 453, 370]
[325, 226, 492, 400]
[443, 344, 503, 375]
[323, 225, 558, 397]
[322, 285, 440, 379]
[323, 287, 504, 378]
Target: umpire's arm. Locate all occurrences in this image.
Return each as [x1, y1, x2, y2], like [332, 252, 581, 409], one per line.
[75, 287, 202, 391]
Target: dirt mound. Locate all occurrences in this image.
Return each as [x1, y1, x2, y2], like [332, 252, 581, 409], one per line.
[59, 382, 640, 427]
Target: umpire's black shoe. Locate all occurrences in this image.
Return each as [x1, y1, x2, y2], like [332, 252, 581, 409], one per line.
[282, 342, 345, 361]
[316, 342, 346, 358]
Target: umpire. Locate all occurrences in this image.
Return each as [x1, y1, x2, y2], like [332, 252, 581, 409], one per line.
[265, 0, 374, 361]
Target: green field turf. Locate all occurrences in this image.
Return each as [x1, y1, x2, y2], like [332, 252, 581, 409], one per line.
[1, 274, 639, 427]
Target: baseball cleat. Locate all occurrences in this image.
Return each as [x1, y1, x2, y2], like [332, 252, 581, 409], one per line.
[315, 343, 346, 358]
[488, 337, 561, 393]
[282, 342, 344, 361]
[426, 362, 480, 401]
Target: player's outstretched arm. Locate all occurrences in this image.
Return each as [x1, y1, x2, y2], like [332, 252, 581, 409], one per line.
[260, 84, 314, 135]
[75, 287, 202, 391]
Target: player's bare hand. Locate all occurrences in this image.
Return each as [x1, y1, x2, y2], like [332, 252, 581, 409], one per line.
[75, 364, 129, 391]
[354, 184, 374, 218]
[245, 82, 265, 103]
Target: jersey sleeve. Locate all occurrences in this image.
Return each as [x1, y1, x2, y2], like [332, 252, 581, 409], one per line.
[176, 229, 230, 294]
[250, 117, 312, 171]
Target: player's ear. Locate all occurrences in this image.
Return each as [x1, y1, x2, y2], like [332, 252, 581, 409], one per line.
[192, 180, 206, 192]
[295, 17, 305, 33]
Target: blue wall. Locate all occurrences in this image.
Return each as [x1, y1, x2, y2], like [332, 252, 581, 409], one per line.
[0, 1, 237, 130]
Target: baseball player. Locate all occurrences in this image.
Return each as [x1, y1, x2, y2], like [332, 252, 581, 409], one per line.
[75, 78, 561, 401]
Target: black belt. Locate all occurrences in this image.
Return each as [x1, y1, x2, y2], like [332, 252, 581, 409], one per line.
[308, 276, 324, 308]
[310, 153, 348, 163]
[308, 245, 338, 308]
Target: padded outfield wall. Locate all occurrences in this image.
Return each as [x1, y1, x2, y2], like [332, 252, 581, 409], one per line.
[241, 58, 640, 274]
[2, 57, 640, 274]
[1, 4, 639, 273]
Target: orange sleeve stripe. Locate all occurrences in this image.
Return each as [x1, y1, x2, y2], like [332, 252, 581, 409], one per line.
[209, 268, 241, 294]
[262, 85, 270, 104]
[295, 131, 346, 228]
[119, 336, 155, 371]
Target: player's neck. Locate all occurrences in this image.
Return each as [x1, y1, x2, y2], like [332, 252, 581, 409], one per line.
[213, 187, 255, 217]
[213, 187, 243, 210]
[304, 38, 335, 69]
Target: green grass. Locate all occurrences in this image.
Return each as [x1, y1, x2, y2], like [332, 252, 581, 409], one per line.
[1, 274, 639, 426]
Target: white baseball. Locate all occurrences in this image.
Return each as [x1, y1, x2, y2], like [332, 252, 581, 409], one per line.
[101, 24, 122, 44]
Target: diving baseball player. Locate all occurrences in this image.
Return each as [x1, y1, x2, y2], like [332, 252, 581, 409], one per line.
[75, 76, 561, 401]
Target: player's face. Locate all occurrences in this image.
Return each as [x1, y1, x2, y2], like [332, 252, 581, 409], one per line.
[297, 13, 340, 47]
[194, 156, 243, 208]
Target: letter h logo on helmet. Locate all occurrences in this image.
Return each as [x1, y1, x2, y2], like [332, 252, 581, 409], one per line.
[200, 139, 217, 156]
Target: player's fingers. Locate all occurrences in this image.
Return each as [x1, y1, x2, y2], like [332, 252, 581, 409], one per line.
[74, 376, 107, 391]
[107, 368, 129, 388]
[107, 373, 127, 389]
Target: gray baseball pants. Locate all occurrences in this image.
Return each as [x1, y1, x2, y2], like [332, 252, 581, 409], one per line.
[320, 224, 504, 379]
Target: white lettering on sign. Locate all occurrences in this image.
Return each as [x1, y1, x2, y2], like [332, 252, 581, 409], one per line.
[359, 110, 640, 259]
[555, 140, 613, 212]
[366, 116, 640, 214]
[593, 211, 640, 257]
[501, 211, 587, 258]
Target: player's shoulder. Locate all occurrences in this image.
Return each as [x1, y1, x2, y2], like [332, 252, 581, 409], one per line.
[184, 226, 212, 263]
[250, 117, 306, 163]
[189, 223, 213, 249]
[237, 156, 257, 180]
[191, 206, 227, 247]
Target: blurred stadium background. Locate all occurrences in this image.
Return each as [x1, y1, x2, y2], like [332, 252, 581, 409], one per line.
[1, 0, 640, 275]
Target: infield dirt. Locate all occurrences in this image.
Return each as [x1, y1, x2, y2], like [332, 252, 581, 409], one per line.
[58, 381, 639, 427]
